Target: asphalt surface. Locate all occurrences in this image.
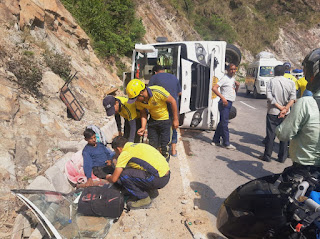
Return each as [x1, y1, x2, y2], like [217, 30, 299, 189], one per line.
[181, 83, 292, 238]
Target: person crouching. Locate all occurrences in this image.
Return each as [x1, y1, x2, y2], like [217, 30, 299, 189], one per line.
[105, 136, 170, 209]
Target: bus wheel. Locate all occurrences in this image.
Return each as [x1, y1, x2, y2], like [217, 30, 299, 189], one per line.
[226, 44, 241, 67]
[253, 87, 259, 99]
[229, 106, 237, 120]
[245, 86, 250, 95]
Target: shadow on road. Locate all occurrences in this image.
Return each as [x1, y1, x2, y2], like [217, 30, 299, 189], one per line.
[180, 129, 212, 143]
[230, 128, 265, 146]
[190, 181, 225, 217]
[215, 156, 273, 180]
[230, 129, 282, 160]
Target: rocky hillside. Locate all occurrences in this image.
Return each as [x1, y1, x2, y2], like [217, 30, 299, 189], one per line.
[0, 0, 122, 233]
[137, 0, 320, 68]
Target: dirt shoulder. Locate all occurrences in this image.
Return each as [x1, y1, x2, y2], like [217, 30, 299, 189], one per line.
[105, 131, 218, 239]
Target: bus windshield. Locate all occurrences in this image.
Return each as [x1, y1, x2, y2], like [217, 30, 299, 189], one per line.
[134, 45, 180, 83]
[259, 66, 274, 77]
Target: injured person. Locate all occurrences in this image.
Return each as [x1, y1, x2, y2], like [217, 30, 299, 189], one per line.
[82, 128, 115, 187]
[106, 136, 171, 209]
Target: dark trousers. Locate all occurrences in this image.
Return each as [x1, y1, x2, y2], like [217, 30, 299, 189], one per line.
[213, 100, 232, 146]
[92, 166, 114, 179]
[124, 119, 142, 143]
[147, 118, 172, 161]
[264, 114, 288, 162]
[119, 168, 170, 199]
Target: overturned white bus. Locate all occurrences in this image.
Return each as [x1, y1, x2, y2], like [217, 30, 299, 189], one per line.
[124, 40, 241, 130]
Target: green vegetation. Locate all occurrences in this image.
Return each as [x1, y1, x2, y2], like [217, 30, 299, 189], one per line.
[8, 55, 43, 97]
[60, 0, 145, 57]
[43, 50, 72, 78]
[163, 0, 318, 55]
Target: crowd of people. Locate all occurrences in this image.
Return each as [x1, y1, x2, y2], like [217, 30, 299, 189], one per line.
[80, 48, 320, 210]
[81, 65, 180, 209]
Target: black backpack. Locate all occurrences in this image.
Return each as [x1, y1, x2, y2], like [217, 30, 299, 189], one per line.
[77, 186, 124, 218]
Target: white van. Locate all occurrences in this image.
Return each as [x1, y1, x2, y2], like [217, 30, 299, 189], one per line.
[245, 51, 283, 98]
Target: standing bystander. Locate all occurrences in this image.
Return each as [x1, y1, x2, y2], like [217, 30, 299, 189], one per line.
[276, 48, 320, 176]
[258, 65, 296, 163]
[211, 63, 240, 150]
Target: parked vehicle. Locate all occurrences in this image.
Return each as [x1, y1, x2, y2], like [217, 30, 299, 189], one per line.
[124, 40, 241, 130]
[245, 51, 283, 98]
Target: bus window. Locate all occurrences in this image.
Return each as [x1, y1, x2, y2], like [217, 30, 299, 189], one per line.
[134, 46, 180, 84]
[156, 46, 179, 76]
[259, 66, 274, 77]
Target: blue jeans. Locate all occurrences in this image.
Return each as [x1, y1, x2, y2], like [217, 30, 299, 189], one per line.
[213, 100, 232, 146]
[171, 128, 177, 144]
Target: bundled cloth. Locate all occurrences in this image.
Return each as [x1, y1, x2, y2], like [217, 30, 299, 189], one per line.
[65, 150, 100, 185]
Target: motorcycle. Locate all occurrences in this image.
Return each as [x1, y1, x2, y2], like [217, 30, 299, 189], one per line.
[217, 168, 320, 239]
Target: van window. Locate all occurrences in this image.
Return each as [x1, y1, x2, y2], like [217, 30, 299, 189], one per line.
[259, 66, 274, 77]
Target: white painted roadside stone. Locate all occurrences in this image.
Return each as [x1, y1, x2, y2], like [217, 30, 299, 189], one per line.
[27, 176, 55, 191]
[45, 165, 72, 193]
[76, 139, 87, 151]
[57, 140, 79, 153]
[54, 152, 74, 172]
[101, 117, 118, 143]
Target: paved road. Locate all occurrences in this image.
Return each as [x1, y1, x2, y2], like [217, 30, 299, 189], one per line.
[181, 83, 292, 238]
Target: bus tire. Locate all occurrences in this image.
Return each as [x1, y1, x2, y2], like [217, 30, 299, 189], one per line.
[245, 86, 250, 95]
[253, 87, 259, 99]
[229, 106, 237, 120]
[226, 44, 241, 67]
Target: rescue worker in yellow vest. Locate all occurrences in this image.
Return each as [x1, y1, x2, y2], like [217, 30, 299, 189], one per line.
[296, 76, 309, 98]
[106, 136, 170, 209]
[283, 62, 298, 88]
[103, 95, 141, 143]
[126, 79, 179, 162]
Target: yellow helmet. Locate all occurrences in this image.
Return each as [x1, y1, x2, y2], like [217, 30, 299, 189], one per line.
[126, 79, 145, 103]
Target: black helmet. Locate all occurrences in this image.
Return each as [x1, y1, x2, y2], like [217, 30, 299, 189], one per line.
[303, 48, 320, 93]
[217, 175, 288, 239]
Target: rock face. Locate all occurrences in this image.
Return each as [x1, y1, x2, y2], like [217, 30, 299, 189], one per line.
[136, 0, 320, 68]
[0, 0, 122, 226]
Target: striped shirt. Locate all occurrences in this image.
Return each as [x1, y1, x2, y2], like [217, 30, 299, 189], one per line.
[135, 86, 170, 120]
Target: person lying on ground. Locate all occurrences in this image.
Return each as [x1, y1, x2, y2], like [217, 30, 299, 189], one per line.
[82, 128, 115, 187]
[103, 95, 141, 143]
[105, 136, 170, 209]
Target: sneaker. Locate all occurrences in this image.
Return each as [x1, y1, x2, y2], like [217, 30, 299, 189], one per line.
[147, 189, 159, 199]
[210, 142, 221, 146]
[258, 155, 271, 162]
[225, 144, 236, 150]
[171, 151, 178, 157]
[127, 196, 152, 209]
